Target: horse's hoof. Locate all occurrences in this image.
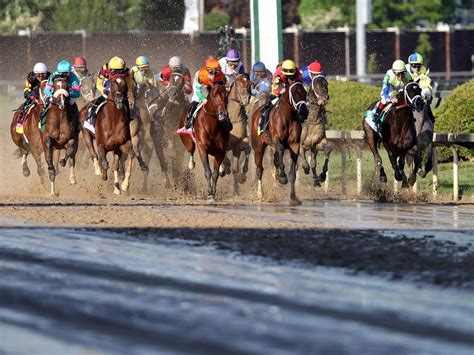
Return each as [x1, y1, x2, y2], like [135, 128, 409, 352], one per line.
[402, 181, 410, 188]
[121, 182, 129, 192]
[113, 184, 121, 195]
[418, 169, 427, 178]
[238, 173, 247, 184]
[313, 179, 321, 187]
[207, 194, 216, 201]
[279, 175, 288, 185]
[289, 198, 302, 206]
[408, 177, 416, 186]
[319, 172, 327, 182]
[380, 174, 387, 183]
[219, 171, 225, 177]
[59, 159, 66, 167]
[139, 163, 149, 172]
[394, 172, 403, 182]
[70, 178, 77, 185]
[302, 166, 310, 175]
[22, 165, 30, 177]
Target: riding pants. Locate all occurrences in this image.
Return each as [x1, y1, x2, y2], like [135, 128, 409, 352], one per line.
[259, 94, 276, 132]
[185, 101, 199, 129]
[18, 98, 34, 124]
[88, 95, 106, 125]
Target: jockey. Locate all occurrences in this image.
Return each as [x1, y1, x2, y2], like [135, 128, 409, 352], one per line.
[159, 56, 193, 95]
[406, 52, 435, 123]
[372, 59, 412, 125]
[258, 59, 303, 136]
[40, 60, 81, 124]
[130, 55, 158, 88]
[72, 56, 96, 103]
[301, 60, 325, 87]
[85, 56, 135, 131]
[175, 57, 227, 139]
[17, 62, 51, 129]
[249, 61, 272, 98]
[406, 52, 430, 80]
[218, 49, 245, 87]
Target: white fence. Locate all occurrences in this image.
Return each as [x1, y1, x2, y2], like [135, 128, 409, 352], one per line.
[325, 130, 474, 201]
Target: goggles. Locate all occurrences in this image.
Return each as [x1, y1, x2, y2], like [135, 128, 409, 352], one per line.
[411, 64, 422, 69]
[227, 61, 238, 67]
[208, 69, 220, 75]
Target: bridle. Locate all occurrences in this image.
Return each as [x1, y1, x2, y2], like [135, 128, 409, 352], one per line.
[288, 82, 307, 112]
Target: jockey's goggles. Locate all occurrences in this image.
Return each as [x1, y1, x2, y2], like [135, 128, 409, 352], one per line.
[208, 69, 220, 75]
[36, 73, 47, 77]
[227, 61, 239, 67]
[411, 64, 422, 68]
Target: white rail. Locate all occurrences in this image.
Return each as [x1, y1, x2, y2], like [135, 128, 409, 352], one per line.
[325, 130, 474, 201]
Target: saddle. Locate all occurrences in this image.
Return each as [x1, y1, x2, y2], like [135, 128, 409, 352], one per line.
[16, 103, 37, 134]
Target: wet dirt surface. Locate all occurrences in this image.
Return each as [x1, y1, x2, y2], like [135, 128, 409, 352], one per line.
[0, 196, 473, 354]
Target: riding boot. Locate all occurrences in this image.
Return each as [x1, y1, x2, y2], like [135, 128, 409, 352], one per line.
[258, 100, 273, 135]
[39, 100, 50, 132]
[88, 95, 106, 126]
[185, 101, 199, 129]
[18, 98, 32, 125]
[71, 102, 79, 123]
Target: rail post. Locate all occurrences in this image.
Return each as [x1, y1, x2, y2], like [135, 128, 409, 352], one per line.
[451, 146, 459, 201]
[341, 145, 347, 195]
[356, 147, 362, 196]
[432, 148, 439, 199]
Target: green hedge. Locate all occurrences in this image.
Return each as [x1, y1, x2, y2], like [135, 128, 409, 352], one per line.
[434, 79, 474, 161]
[326, 80, 380, 130]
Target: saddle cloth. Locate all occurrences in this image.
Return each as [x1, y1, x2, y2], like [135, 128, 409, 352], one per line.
[364, 102, 394, 135]
[16, 103, 37, 134]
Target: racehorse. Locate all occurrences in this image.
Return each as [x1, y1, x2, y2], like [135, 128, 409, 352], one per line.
[363, 81, 424, 187]
[408, 74, 434, 178]
[42, 77, 80, 195]
[178, 84, 231, 200]
[80, 75, 134, 194]
[147, 72, 188, 188]
[250, 81, 308, 203]
[10, 80, 48, 184]
[225, 73, 252, 195]
[299, 75, 332, 187]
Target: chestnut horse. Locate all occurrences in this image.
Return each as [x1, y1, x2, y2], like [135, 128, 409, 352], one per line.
[363, 81, 424, 187]
[225, 73, 252, 195]
[42, 77, 80, 195]
[178, 84, 230, 200]
[251, 81, 308, 203]
[80, 75, 134, 194]
[10, 80, 47, 184]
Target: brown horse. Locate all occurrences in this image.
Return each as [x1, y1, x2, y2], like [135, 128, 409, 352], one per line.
[251, 81, 308, 203]
[178, 84, 230, 200]
[225, 73, 252, 195]
[80, 75, 134, 194]
[10, 80, 47, 184]
[300, 75, 332, 187]
[363, 81, 424, 187]
[41, 77, 80, 195]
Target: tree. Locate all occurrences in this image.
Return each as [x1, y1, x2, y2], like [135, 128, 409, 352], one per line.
[204, 7, 230, 31]
[415, 33, 433, 67]
[298, 0, 355, 29]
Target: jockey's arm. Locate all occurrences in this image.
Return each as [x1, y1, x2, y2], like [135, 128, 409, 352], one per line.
[125, 75, 136, 104]
[69, 73, 81, 99]
[381, 74, 392, 102]
[195, 81, 206, 101]
[96, 73, 106, 94]
[23, 76, 33, 100]
[44, 76, 55, 97]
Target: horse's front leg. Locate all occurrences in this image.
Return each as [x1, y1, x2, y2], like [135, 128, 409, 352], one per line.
[300, 144, 310, 175]
[319, 139, 331, 183]
[254, 145, 266, 199]
[44, 137, 56, 195]
[231, 147, 241, 196]
[275, 141, 288, 185]
[130, 119, 149, 171]
[120, 141, 134, 192]
[212, 152, 225, 199]
[112, 153, 121, 195]
[407, 146, 421, 187]
[289, 147, 301, 205]
[388, 151, 403, 182]
[419, 143, 433, 178]
[397, 153, 410, 188]
[62, 138, 78, 185]
[197, 146, 213, 200]
[241, 140, 251, 181]
[97, 145, 108, 181]
[82, 130, 101, 176]
[310, 146, 320, 187]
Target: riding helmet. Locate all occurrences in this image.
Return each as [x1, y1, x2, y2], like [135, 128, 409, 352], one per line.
[33, 62, 48, 74]
[73, 56, 87, 68]
[169, 56, 183, 68]
[205, 58, 221, 71]
[136, 56, 150, 68]
[391, 60, 406, 74]
[252, 61, 266, 72]
[109, 56, 125, 70]
[408, 52, 424, 65]
[308, 60, 323, 74]
[57, 60, 72, 73]
[281, 59, 297, 75]
[225, 49, 240, 62]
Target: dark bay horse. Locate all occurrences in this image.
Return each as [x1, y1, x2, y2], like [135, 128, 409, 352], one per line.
[80, 75, 134, 194]
[250, 81, 308, 203]
[10, 80, 47, 183]
[225, 73, 252, 195]
[363, 81, 424, 187]
[300, 75, 332, 187]
[42, 77, 79, 195]
[178, 84, 230, 200]
[148, 72, 188, 187]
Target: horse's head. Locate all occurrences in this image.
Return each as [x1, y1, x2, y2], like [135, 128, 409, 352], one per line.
[52, 77, 69, 110]
[403, 81, 424, 112]
[208, 84, 229, 121]
[311, 75, 329, 106]
[288, 82, 308, 122]
[232, 73, 251, 106]
[110, 75, 128, 109]
[416, 74, 433, 104]
[167, 72, 185, 103]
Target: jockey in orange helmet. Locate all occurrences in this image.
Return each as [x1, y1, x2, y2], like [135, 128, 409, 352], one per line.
[258, 59, 302, 136]
[175, 57, 227, 139]
[84, 56, 135, 133]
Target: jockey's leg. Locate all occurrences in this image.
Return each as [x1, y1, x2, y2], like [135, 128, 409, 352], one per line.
[70, 101, 79, 122]
[258, 95, 275, 135]
[88, 95, 106, 125]
[39, 99, 51, 131]
[185, 101, 199, 129]
[18, 98, 32, 124]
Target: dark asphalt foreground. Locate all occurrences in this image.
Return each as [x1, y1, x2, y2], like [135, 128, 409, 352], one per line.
[0, 201, 473, 354]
